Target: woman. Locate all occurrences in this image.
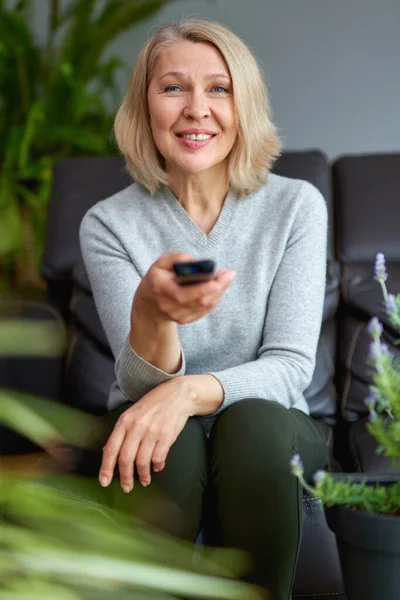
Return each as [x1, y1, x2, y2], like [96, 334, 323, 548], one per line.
[79, 18, 328, 600]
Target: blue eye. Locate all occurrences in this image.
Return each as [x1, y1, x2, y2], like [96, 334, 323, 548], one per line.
[164, 85, 181, 92]
[212, 85, 228, 93]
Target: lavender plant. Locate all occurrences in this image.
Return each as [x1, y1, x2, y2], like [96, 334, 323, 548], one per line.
[291, 253, 400, 515]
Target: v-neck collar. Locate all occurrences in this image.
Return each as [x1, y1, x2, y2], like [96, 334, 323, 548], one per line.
[158, 185, 238, 249]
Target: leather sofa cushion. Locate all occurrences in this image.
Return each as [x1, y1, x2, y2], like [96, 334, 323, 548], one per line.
[293, 596, 345, 600]
[317, 421, 343, 473]
[333, 153, 400, 263]
[70, 286, 111, 355]
[294, 493, 343, 596]
[341, 263, 400, 331]
[304, 320, 337, 423]
[349, 417, 400, 473]
[62, 331, 115, 416]
[293, 420, 343, 596]
[41, 157, 131, 321]
[323, 261, 341, 321]
[42, 156, 130, 282]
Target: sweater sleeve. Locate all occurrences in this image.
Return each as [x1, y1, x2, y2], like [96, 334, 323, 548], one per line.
[79, 205, 185, 403]
[209, 182, 328, 413]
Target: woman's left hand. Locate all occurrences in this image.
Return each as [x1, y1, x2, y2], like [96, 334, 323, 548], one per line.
[98, 378, 196, 492]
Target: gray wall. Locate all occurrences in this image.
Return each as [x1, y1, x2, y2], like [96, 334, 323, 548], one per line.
[32, 0, 400, 161]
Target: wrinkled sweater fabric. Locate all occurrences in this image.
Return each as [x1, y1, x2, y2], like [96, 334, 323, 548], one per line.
[79, 173, 328, 420]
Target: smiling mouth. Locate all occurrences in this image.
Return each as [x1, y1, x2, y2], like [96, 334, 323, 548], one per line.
[176, 133, 217, 141]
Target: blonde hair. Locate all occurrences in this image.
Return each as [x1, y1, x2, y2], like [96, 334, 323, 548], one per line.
[114, 18, 281, 195]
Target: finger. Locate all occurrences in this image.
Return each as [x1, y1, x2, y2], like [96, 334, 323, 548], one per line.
[155, 253, 194, 271]
[171, 269, 236, 305]
[99, 423, 126, 487]
[148, 255, 195, 297]
[214, 269, 237, 289]
[152, 439, 171, 473]
[118, 434, 142, 493]
[136, 437, 157, 487]
[165, 278, 221, 305]
[196, 271, 236, 309]
[152, 419, 184, 473]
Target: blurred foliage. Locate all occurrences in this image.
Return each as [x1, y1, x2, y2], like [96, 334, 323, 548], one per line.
[0, 0, 183, 291]
[0, 318, 67, 355]
[1, 473, 263, 599]
[0, 319, 266, 599]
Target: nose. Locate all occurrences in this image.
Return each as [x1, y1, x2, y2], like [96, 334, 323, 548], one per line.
[183, 90, 211, 121]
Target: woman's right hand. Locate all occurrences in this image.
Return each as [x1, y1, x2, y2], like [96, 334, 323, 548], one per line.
[133, 253, 236, 325]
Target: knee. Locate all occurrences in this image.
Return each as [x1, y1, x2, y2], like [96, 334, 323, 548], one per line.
[215, 398, 293, 442]
[210, 399, 294, 473]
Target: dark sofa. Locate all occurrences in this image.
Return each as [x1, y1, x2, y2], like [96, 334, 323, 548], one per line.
[2, 150, 400, 600]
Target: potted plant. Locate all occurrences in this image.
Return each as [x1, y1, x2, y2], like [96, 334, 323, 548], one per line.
[291, 253, 400, 600]
[0, 0, 186, 292]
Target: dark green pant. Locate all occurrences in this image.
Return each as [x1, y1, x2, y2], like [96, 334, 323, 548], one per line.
[103, 398, 327, 600]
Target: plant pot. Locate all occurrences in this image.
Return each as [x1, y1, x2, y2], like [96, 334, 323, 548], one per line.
[325, 474, 400, 600]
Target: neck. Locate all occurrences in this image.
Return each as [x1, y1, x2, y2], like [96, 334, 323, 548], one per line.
[166, 165, 229, 214]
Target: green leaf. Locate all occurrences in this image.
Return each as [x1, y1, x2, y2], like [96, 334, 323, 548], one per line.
[18, 100, 45, 170]
[0, 580, 82, 600]
[0, 198, 23, 256]
[13, 547, 261, 599]
[0, 319, 66, 356]
[0, 389, 100, 449]
[0, 389, 64, 448]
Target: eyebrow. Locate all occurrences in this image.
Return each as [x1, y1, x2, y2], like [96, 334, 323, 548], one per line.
[159, 71, 231, 81]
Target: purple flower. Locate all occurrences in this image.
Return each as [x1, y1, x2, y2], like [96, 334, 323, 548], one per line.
[369, 408, 378, 422]
[290, 454, 304, 477]
[313, 470, 327, 484]
[369, 340, 385, 361]
[374, 253, 387, 282]
[367, 317, 383, 338]
[364, 393, 376, 409]
[386, 294, 397, 314]
[381, 343, 392, 357]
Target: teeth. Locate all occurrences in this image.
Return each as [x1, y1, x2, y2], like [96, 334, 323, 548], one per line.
[181, 134, 212, 141]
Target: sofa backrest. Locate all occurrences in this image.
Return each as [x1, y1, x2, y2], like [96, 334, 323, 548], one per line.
[41, 156, 131, 322]
[332, 153, 400, 421]
[333, 153, 400, 263]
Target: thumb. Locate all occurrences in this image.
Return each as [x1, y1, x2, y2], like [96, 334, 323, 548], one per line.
[215, 269, 237, 287]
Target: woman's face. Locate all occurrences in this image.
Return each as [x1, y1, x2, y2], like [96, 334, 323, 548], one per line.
[147, 41, 237, 178]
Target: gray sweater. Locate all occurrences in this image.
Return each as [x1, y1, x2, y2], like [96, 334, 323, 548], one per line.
[79, 174, 328, 417]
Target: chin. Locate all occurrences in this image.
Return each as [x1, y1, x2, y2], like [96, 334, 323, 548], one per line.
[175, 158, 220, 175]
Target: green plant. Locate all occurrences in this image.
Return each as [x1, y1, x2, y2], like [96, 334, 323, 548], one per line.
[0, 0, 185, 290]
[291, 253, 400, 515]
[0, 317, 264, 599]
